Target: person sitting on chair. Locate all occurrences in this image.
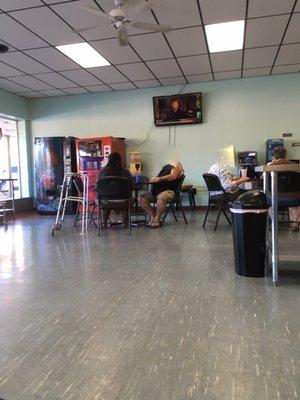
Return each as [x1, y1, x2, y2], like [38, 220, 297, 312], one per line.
[209, 153, 249, 201]
[98, 152, 132, 228]
[139, 162, 184, 228]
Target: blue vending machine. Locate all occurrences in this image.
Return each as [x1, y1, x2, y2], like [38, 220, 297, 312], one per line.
[266, 139, 284, 163]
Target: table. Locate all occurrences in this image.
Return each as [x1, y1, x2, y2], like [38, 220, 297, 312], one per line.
[255, 164, 300, 285]
[0, 178, 17, 221]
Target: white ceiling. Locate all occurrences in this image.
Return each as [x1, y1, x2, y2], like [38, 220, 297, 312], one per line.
[0, 0, 299, 98]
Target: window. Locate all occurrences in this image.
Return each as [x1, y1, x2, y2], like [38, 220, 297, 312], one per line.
[0, 117, 30, 199]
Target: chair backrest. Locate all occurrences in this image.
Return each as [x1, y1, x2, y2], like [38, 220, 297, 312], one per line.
[73, 176, 83, 194]
[174, 174, 185, 197]
[268, 172, 300, 192]
[202, 173, 230, 200]
[97, 176, 130, 201]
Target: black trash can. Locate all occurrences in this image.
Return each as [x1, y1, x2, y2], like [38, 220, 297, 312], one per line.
[230, 190, 269, 277]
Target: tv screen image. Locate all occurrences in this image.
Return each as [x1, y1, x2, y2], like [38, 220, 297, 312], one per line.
[153, 92, 202, 126]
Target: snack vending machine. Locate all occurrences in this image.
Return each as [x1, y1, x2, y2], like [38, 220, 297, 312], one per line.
[34, 136, 77, 213]
[76, 136, 126, 201]
[266, 139, 284, 163]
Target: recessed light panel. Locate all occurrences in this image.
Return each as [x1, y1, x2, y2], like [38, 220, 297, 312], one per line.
[56, 43, 110, 68]
[205, 20, 245, 53]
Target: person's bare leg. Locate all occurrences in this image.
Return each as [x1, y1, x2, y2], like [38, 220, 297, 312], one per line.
[289, 207, 300, 231]
[153, 199, 167, 225]
[139, 196, 156, 222]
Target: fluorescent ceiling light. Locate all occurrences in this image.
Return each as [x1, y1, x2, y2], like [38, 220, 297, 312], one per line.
[56, 43, 110, 68]
[205, 20, 245, 53]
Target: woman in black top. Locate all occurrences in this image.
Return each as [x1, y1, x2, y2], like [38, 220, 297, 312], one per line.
[98, 152, 132, 228]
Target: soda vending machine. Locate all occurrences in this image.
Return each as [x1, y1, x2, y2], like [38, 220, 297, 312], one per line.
[76, 136, 126, 201]
[34, 136, 77, 213]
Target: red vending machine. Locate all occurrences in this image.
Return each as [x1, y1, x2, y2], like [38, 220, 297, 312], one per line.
[76, 136, 126, 201]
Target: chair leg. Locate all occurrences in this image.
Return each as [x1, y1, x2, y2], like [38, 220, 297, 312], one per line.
[97, 207, 101, 236]
[171, 203, 178, 222]
[161, 204, 171, 225]
[214, 201, 223, 231]
[202, 202, 211, 227]
[178, 200, 188, 225]
[221, 207, 232, 225]
[188, 191, 193, 212]
[192, 191, 196, 210]
[129, 205, 131, 235]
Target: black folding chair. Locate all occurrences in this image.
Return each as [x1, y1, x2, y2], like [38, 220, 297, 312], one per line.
[161, 175, 188, 225]
[96, 176, 132, 235]
[73, 176, 98, 228]
[202, 173, 232, 231]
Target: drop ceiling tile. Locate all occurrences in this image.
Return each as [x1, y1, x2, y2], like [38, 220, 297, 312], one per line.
[60, 69, 102, 86]
[110, 82, 136, 90]
[210, 50, 242, 72]
[10, 6, 82, 46]
[243, 67, 271, 77]
[177, 54, 211, 75]
[276, 44, 300, 65]
[130, 33, 173, 61]
[0, 61, 24, 77]
[117, 63, 154, 81]
[133, 79, 161, 88]
[160, 76, 186, 86]
[295, 2, 300, 12]
[152, 0, 202, 29]
[33, 72, 75, 88]
[20, 91, 47, 98]
[248, 0, 295, 18]
[8, 75, 54, 90]
[245, 15, 289, 48]
[272, 64, 300, 74]
[166, 27, 207, 57]
[90, 38, 140, 64]
[43, 0, 72, 3]
[88, 66, 129, 84]
[0, 0, 42, 11]
[64, 87, 90, 94]
[186, 74, 213, 83]
[146, 59, 182, 78]
[0, 78, 30, 93]
[0, 14, 47, 50]
[214, 70, 241, 80]
[0, 52, 51, 74]
[86, 85, 113, 93]
[283, 13, 300, 44]
[200, 0, 246, 24]
[25, 47, 80, 71]
[39, 89, 66, 96]
[51, 1, 117, 41]
[243, 46, 278, 68]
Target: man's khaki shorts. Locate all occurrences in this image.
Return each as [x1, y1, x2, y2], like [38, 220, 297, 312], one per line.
[141, 190, 175, 204]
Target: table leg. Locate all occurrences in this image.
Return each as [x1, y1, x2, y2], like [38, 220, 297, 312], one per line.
[271, 171, 279, 285]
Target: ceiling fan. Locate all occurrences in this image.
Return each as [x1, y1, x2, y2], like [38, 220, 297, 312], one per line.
[75, 0, 172, 46]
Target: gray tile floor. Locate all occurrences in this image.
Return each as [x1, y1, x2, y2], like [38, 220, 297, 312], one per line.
[0, 213, 299, 400]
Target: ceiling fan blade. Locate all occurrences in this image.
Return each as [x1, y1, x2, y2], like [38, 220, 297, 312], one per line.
[132, 21, 171, 32]
[81, 3, 109, 19]
[118, 26, 130, 46]
[72, 24, 104, 34]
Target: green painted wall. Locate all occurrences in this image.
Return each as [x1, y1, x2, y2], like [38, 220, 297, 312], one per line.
[0, 89, 28, 119]
[29, 74, 300, 203]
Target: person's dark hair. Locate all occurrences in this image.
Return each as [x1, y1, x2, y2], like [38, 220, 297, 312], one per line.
[107, 152, 122, 175]
[273, 147, 287, 160]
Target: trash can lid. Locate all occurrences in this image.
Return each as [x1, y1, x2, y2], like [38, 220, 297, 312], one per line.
[232, 190, 269, 210]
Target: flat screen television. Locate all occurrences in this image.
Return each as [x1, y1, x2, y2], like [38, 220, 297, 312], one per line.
[153, 92, 202, 127]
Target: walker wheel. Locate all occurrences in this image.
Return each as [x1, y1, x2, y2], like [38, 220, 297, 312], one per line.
[55, 223, 62, 231]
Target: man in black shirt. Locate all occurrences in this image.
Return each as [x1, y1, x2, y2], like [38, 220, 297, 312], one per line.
[164, 99, 190, 121]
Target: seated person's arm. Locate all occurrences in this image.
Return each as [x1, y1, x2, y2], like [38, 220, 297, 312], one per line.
[151, 163, 183, 183]
[219, 172, 248, 192]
